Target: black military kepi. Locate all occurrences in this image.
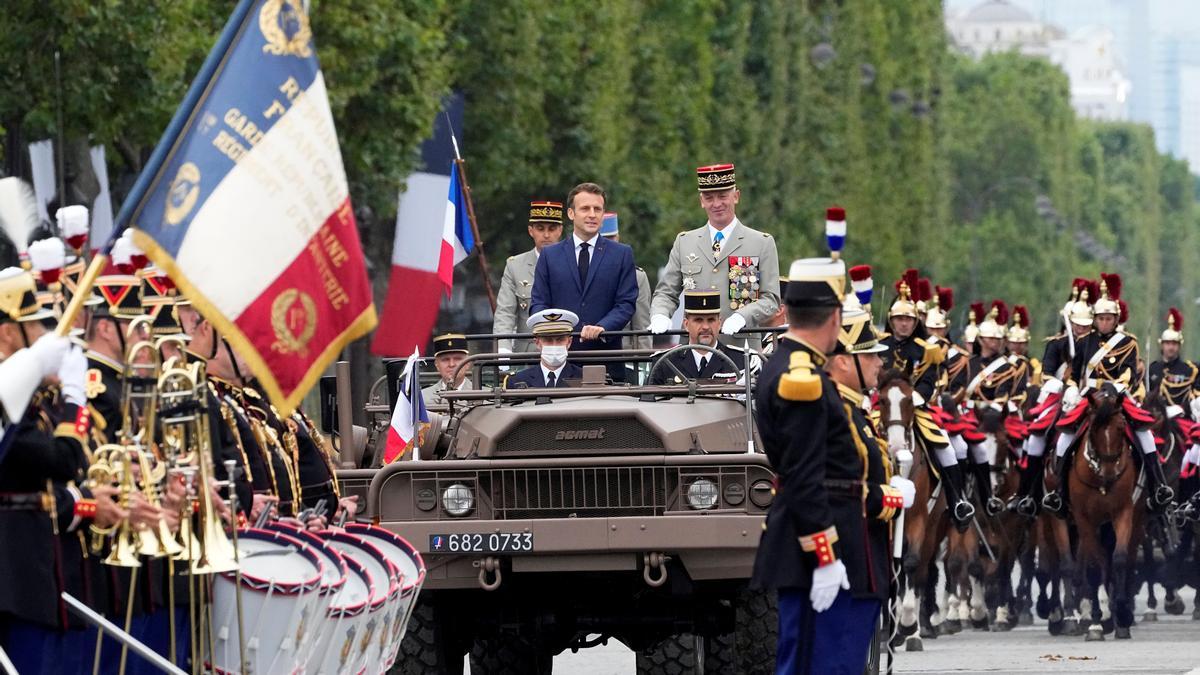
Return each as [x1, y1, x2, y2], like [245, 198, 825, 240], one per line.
[432, 333, 469, 357]
[682, 289, 721, 314]
[783, 257, 845, 308]
[92, 274, 144, 319]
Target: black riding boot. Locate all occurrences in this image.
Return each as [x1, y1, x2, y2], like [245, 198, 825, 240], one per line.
[1009, 454, 1043, 518]
[1143, 452, 1175, 511]
[973, 460, 1003, 517]
[1041, 453, 1069, 517]
[940, 462, 975, 531]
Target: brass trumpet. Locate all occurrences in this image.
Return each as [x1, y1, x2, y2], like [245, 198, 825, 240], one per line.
[157, 360, 238, 574]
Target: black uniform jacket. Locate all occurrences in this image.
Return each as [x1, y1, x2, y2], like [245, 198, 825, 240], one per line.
[964, 353, 1027, 406]
[647, 343, 745, 385]
[505, 363, 584, 389]
[0, 393, 90, 628]
[1070, 330, 1139, 390]
[881, 334, 940, 401]
[751, 337, 879, 594]
[1041, 333, 1073, 383]
[85, 352, 124, 443]
[1148, 358, 1199, 409]
[839, 384, 902, 601]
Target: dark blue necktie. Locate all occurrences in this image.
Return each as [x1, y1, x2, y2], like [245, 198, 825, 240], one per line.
[578, 242, 590, 286]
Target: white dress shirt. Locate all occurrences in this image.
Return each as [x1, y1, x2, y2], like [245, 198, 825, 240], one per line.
[707, 218, 739, 252]
[573, 232, 600, 263]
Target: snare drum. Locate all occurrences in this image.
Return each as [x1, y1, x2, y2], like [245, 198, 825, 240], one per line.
[345, 524, 427, 667]
[210, 529, 324, 675]
[264, 522, 349, 668]
[310, 552, 374, 675]
[323, 531, 401, 675]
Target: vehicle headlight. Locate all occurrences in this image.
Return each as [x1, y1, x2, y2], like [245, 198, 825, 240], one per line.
[442, 483, 474, 516]
[686, 478, 719, 510]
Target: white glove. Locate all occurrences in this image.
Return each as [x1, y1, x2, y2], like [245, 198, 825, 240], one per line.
[649, 314, 671, 335]
[1041, 377, 1063, 397]
[29, 333, 71, 378]
[1061, 384, 1080, 411]
[889, 475, 917, 508]
[809, 559, 850, 613]
[720, 313, 747, 336]
[1184, 444, 1200, 468]
[58, 346, 88, 406]
[1166, 404, 1184, 420]
[911, 390, 926, 408]
[1190, 397, 1200, 421]
[497, 346, 512, 373]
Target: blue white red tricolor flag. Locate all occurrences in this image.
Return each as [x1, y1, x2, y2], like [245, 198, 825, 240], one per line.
[114, 0, 375, 414]
[372, 98, 470, 357]
[384, 348, 428, 464]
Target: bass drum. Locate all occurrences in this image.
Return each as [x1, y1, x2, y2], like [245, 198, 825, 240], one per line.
[310, 551, 374, 675]
[210, 528, 324, 675]
[263, 522, 349, 667]
[345, 524, 427, 668]
[323, 530, 401, 675]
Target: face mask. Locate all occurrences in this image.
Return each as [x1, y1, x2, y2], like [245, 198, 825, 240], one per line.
[542, 345, 568, 368]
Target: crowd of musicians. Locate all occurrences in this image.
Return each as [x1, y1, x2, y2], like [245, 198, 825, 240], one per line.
[0, 210, 351, 673]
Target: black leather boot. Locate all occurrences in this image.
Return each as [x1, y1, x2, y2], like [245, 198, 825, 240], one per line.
[940, 462, 975, 531]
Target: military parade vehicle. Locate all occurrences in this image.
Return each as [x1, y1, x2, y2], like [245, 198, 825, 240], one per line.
[332, 342, 778, 674]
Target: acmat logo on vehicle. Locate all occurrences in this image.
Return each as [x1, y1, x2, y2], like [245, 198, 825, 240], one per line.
[555, 428, 606, 441]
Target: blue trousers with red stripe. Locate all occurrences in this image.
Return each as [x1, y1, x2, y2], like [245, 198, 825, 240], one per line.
[776, 588, 880, 675]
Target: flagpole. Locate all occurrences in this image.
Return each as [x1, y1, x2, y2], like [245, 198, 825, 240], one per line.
[446, 117, 496, 312]
[410, 354, 421, 461]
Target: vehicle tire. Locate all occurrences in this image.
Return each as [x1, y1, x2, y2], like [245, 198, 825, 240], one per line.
[394, 597, 468, 674]
[702, 632, 736, 673]
[734, 588, 777, 674]
[635, 633, 699, 675]
[470, 632, 552, 675]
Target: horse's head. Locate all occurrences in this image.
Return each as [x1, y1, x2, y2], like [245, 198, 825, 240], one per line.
[1142, 391, 1169, 436]
[877, 368, 915, 454]
[1085, 383, 1128, 481]
[973, 403, 1013, 470]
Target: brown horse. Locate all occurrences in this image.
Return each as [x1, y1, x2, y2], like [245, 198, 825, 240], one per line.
[971, 404, 1028, 631]
[1069, 385, 1144, 640]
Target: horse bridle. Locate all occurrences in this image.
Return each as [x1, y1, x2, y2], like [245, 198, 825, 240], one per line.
[1080, 419, 1129, 494]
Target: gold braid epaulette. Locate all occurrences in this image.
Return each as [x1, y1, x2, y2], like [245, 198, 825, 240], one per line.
[216, 394, 255, 485]
[778, 351, 822, 401]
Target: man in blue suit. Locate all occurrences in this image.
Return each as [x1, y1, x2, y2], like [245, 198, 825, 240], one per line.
[531, 183, 638, 382]
[505, 309, 584, 389]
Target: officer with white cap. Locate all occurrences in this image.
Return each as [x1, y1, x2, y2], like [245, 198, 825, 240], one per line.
[505, 309, 583, 389]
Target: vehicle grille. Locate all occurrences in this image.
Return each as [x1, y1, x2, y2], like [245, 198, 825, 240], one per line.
[494, 417, 664, 455]
[492, 466, 667, 519]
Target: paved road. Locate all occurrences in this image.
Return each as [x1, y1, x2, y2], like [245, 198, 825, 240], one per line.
[481, 586, 1200, 674]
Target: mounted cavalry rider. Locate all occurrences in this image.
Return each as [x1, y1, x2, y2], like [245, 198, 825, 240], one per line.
[1148, 307, 1200, 418]
[881, 269, 942, 402]
[961, 301, 1028, 516]
[1043, 273, 1173, 513]
[1009, 279, 1096, 515]
[1006, 305, 1040, 387]
[924, 285, 970, 402]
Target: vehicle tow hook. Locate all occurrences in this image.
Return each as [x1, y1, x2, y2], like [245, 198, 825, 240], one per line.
[477, 556, 502, 591]
[643, 552, 670, 588]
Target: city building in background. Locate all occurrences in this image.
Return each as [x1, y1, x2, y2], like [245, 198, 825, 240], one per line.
[946, 0, 1200, 172]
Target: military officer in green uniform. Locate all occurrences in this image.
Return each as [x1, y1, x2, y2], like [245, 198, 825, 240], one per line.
[422, 333, 473, 407]
[494, 200, 563, 357]
[649, 163, 780, 337]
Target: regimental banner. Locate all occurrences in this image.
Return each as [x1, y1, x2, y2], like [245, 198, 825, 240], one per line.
[119, 0, 375, 414]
